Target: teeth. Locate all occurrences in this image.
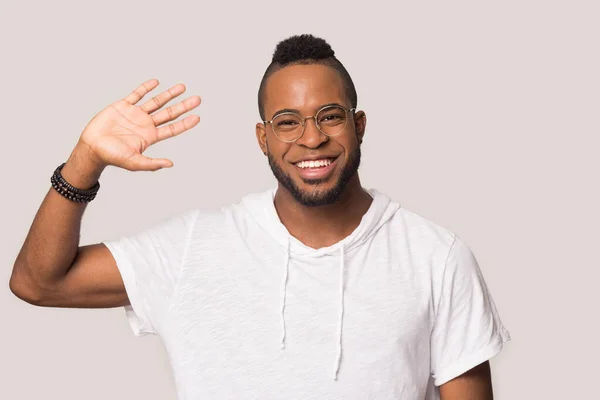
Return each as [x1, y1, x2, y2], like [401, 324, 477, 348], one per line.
[296, 158, 332, 169]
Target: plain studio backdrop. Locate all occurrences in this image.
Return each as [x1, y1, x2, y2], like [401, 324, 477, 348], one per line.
[1, 1, 598, 399]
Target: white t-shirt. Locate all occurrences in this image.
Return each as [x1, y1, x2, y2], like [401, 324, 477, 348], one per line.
[103, 187, 510, 400]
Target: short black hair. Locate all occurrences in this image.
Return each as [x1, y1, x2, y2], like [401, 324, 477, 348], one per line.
[257, 34, 358, 120]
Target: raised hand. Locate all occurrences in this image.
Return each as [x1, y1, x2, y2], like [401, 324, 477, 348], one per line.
[79, 78, 201, 171]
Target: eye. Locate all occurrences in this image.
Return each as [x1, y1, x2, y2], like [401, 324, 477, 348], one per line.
[276, 118, 299, 127]
[318, 109, 346, 125]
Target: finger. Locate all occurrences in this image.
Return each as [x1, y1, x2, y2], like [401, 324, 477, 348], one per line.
[151, 95, 201, 127]
[124, 153, 173, 171]
[140, 83, 186, 114]
[156, 115, 200, 142]
[123, 79, 159, 105]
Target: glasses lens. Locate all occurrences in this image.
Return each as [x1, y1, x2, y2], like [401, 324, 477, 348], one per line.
[317, 106, 349, 136]
[272, 113, 304, 141]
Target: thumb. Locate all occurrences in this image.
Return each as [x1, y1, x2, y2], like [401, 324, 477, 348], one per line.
[125, 154, 173, 171]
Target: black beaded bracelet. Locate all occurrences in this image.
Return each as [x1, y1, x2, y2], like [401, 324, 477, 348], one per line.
[50, 162, 100, 203]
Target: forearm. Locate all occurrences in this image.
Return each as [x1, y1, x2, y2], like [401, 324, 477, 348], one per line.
[11, 142, 105, 288]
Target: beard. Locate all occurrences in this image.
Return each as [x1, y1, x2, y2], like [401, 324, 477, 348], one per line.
[267, 145, 361, 207]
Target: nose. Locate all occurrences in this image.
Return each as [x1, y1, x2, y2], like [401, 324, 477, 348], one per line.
[296, 116, 328, 148]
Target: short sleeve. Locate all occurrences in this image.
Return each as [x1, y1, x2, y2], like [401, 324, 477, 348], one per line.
[430, 235, 511, 386]
[103, 208, 199, 337]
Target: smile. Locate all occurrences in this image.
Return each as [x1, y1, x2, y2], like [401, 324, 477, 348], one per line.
[294, 158, 335, 169]
[292, 156, 339, 180]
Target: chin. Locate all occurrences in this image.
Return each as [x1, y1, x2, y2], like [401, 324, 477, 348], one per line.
[291, 184, 345, 207]
[295, 180, 343, 207]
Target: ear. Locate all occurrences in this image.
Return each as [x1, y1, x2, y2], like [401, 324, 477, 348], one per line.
[353, 110, 367, 145]
[256, 122, 268, 155]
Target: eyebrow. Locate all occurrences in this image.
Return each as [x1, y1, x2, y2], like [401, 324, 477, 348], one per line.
[270, 102, 344, 119]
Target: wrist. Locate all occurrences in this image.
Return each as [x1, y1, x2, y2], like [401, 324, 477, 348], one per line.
[61, 142, 106, 190]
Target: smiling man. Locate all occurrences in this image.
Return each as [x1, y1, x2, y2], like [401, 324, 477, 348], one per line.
[10, 34, 510, 399]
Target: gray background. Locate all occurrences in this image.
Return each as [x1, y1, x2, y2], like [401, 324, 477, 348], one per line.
[1, 0, 598, 399]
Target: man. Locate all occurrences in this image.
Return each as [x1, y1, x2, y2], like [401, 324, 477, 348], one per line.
[10, 34, 510, 399]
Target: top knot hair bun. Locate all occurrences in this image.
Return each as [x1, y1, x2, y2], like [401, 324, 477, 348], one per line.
[272, 34, 335, 64]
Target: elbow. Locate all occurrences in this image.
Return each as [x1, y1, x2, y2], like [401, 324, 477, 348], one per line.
[9, 275, 44, 306]
[9, 265, 50, 306]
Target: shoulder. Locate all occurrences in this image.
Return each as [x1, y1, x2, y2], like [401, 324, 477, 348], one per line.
[387, 199, 458, 254]
[369, 190, 464, 274]
[187, 189, 273, 236]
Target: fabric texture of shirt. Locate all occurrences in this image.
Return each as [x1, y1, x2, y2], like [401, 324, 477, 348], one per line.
[103, 187, 510, 400]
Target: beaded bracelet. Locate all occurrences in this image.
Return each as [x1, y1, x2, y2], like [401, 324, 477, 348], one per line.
[50, 163, 100, 203]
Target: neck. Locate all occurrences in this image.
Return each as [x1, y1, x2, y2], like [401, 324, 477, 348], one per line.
[273, 175, 373, 249]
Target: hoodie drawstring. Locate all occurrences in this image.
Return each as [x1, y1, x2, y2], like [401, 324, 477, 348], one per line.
[280, 238, 346, 381]
[333, 242, 345, 380]
[280, 236, 290, 349]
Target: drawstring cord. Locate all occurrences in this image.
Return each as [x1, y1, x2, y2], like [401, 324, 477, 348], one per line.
[280, 237, 346, 380]
[280, 237, 290, 349]
[333, 242, 345, 380]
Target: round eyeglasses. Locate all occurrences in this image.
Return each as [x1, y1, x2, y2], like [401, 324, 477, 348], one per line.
[263, 104, 356, 143]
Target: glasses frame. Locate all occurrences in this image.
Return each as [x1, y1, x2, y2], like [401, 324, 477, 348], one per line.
[263, 104, 356, 143]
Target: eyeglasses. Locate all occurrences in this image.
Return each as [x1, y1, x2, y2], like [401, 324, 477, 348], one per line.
[263, 104, 356, 143]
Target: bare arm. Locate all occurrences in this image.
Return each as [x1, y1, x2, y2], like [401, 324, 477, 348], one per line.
[8, 143, 126, 307]
[439, 361, 494, 400]
[9, 79, 201, 308]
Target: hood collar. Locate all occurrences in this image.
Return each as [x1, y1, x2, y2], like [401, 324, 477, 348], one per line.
[241, 187, 399, 256]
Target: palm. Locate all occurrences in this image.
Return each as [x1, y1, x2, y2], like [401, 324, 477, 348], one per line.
[83, 101, 160, 164]
[80, 79, 200, 171]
